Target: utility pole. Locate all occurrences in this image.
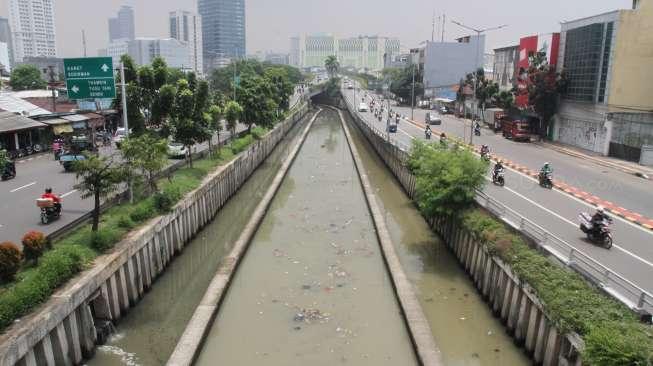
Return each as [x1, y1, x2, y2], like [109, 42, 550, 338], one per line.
[82, 30, 87, 57]
[120, 62, 129, 137]
[411, 62, 416, 120]
[451, 20, 507, 144]
[233, 61, 237, 101]
[46, 66, 57, 112]
[441, 14, 446, 42]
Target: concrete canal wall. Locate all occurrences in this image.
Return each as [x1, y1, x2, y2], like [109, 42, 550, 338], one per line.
[0, 104, 311, 366]
[341, 97, 584, 366]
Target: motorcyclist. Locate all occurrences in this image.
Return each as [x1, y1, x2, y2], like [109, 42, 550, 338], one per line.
[493, 160, 504, 179]
[480, 144, 490, 156]
[591, 206, 612, 233]
[540, 162, 553, 175]
[41, 187, 62, 213]
[425, 125, 432, 138]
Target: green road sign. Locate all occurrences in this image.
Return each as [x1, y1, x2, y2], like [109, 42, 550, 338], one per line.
[64, 57, 116, 100]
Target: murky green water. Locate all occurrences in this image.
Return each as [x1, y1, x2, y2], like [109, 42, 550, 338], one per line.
[86, 117, 309, 366]
[195, 110, 418, 366]
[342, 111, 530, 366]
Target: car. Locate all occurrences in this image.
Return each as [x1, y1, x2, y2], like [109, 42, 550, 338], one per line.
[387, 123, 397, 133]
[347, 83, 354, 89]
[113, 128, 128, 148]
[167, 142, 188, 158]
[358, 103, 369, 112]
[425, 112, 442, 125]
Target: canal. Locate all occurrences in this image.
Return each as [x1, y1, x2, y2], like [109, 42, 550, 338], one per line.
[87, 113, 310, 365]
[195, 109, 417, 365]
[341, 110, 529, 365]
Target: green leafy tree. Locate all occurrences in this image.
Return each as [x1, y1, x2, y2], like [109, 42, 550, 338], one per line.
[206, 105, 223, 155]
[138, 65, 156, 124]
[186, 71, 197, 92]
[525, 52, 567, 138]
[494, 90, 514, 110]
[9, 64, 46, 91]
[209, 59, 266, 96]
[152, 84, 176, 128]
[193, 80, 210, 121]
[324, 55, 340, 79]
[152, 57, 169, 89]
[73, 155, 126, 231]
[237, 75, 278, 130]
[388, 65, 423, 106]
[170, 80, 209, 167]
[408, 140, 487, 217]
[264, 67, 294, 111]
[120, 54, 138, 83]
[224, 100, 243, 139]
[120, 134, 168, 192]
[167, 68, 186, 85]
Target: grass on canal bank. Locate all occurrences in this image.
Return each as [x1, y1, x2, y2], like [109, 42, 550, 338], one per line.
[0, 131, 264, 332]
[406, 140, 653, 365]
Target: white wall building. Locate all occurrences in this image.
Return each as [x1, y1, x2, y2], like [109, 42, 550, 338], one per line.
[104, 40, 129, 67]
[290, 34, 400, 71]
[169, 10, 203, 75]
[127, 38, 189, 69]
[8, 0, 57, 62]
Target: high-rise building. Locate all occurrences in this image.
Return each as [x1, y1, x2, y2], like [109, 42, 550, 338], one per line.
[0, 17, 14, 70]
[291, 34, 400, 71]
[127, 38, 190, 69]
[169, 10, 203, 74]
[198, 0, 246, 70]
[8, 0, 57, 62]
[493, 45, 519, 91]
[109, 6, 135, 42]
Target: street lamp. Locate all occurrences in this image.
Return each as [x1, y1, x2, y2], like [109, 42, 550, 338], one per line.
[451, 20, 507, 144]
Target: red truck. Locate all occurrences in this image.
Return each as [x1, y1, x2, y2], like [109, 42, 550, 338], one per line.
[502, 118, 531, 142]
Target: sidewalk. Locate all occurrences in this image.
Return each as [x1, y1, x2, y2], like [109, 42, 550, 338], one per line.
[535, 140, 653, 181]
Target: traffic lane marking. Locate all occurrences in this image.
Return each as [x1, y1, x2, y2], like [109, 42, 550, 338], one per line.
[61, 189, 78, 198]
[10, 181, 37, 193]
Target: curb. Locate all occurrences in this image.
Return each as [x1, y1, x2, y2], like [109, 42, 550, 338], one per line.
[166, 109, 321, 366]
[401, 116, 653, 232]
[334, 106, 443, 366]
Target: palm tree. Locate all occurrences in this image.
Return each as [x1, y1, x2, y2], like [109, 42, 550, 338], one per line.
[324, 55, 340, 79]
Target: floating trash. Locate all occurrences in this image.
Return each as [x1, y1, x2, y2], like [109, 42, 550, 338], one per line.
[293, 308, 331, 324]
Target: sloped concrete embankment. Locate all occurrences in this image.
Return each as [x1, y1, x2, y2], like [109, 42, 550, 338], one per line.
[0, 104, 311, 366]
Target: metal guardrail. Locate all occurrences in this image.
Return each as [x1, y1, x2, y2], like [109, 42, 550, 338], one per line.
[342, 92, 653, 316]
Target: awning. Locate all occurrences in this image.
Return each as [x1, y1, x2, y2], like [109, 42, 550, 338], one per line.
[0, 111, 47, 133]
[40, 118, 71, 126]
[53, 124, 74, 135]
[82, 113, 105, 129]
[434, 98, 454, 103]
[62, 114, 89, 129]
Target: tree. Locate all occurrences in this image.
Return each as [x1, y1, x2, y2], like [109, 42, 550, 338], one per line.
[73, 155, 126, 231]
[388, 66, 423, 106]
[525, 52, 567, 139]
[152, 84, 176, 128]
[264, 67, 294, 111]
[324, 55, 340, 79]
[224, 100, 243, 140]
[9, 64, 46, 91]
[170, 80, 209, 167]
[152, 57, 169, 89]
[193, 80, 210, 121]
[463, 68, 499, 117]
[120, 54, 138, 84]
[120, 134, 168, 192]
[495, 90, 514, 110]
[138, 65, 156, 125]
[206, 105, 223, 155]
[408, 140, 487, 217]
[236, 75, 278, 130]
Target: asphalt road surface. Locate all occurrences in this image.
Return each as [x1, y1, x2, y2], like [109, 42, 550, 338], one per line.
[343, 86, 653, 309]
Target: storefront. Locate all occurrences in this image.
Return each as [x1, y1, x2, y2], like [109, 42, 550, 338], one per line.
[0, 111, 48, 154]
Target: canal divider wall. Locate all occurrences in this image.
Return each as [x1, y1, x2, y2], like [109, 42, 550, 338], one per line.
[339, 97, 583, 366]
[166, 109, 322, 366]
[332, 106, 443, 366]
[0, 103, 311, 366]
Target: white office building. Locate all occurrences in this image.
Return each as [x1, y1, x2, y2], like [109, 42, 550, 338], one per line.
[0, 42, 10, 73]
[127, 38, 189, 69]
[103, 39, 130, 67]
[169, 10, 203, 75]
[290, 34, 400, 71]
[8, 0, 57, 62]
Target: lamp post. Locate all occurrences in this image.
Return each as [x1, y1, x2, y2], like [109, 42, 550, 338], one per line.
[451, 20, 507, 144]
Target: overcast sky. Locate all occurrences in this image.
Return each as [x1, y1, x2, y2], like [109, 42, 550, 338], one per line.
[0, 0, 633, 58]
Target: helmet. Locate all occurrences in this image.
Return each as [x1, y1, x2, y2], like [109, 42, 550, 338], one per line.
[45, 187, 52, 194]
[497, 160, 503, 164]
[544, 162, 550, 166]
[597, 206, 605, 214]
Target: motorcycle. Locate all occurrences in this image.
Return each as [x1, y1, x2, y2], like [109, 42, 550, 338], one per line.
[492, 169, 505, 186]
[1, 161, 16, 181]
[579, 212, 613, 249]
[480, 150, 490, 161]
[395, 115, 401, 124]
[539, 172, 553, 189]
[425, 129, 432, 139]
[474, 125, 481, 136]
[36, 198, 62, 224]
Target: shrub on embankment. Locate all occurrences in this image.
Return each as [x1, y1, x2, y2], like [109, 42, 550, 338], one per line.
[408, 140, 653, 365]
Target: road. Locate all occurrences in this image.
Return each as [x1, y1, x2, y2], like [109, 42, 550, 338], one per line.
[0, 91, 305, 245]
[342, 86, 653, 310]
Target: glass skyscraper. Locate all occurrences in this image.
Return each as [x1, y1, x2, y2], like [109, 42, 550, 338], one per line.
[198, 0, 245, 70]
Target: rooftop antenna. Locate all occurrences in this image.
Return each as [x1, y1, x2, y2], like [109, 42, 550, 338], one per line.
[441, 14, 446, 42]
[82, 29, 87, 57]
[431, 10, 436, 42]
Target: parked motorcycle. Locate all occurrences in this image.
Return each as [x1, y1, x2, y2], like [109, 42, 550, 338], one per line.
[579, 212, 613, 249]
[492, 169, 505, 186]
[37, 198, 62, 224]
[1, 160, 16, 181]
[539, 172, 553, 189]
